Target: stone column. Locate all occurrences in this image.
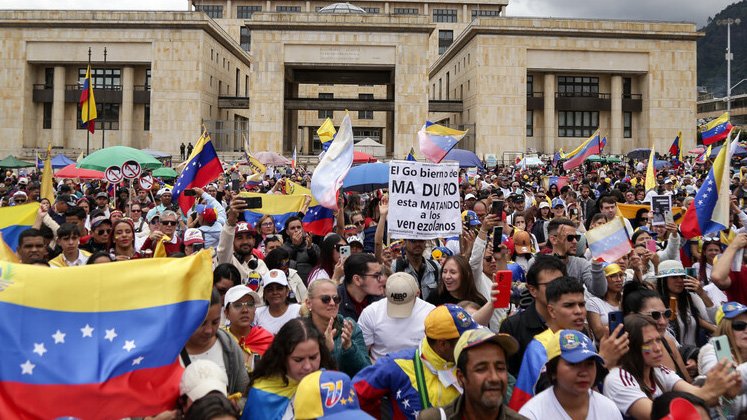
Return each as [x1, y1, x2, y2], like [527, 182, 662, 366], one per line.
[226, 0, 232, 18]
[384, 2, 389, 14]
[423, 3, 428, 15]
[305, 1, 311, 12]
[543, 73, 555, 154]
[266, 0, 271, 12]
[120, 67, 134, 147]
[610, 75, 623, 155]
[462, 4, 468, 23]
[52, 66, 65, 148]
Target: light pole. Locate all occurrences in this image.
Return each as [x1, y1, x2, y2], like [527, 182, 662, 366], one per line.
[717, 18, 741, 115]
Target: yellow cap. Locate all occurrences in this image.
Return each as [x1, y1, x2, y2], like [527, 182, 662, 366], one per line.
[604, 263, 623, 277]
[454, 329, 518, 363]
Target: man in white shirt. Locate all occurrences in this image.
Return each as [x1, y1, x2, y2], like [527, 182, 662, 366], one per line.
[358, 272, 435, 361]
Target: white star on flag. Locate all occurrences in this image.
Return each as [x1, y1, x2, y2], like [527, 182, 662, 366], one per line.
[105, 328, 118, 342]
[402, 399, 410, 409]
[20, 360, 35, 375]
[52, 330, 66, 344]
[81, 324, 94, 338]
[33, 343, 47, 357]
[132, 356, 144, 366]
[123, 340, 137, 352]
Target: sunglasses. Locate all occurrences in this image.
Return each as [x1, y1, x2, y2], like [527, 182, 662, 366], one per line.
[354, 220, 365, 226]
[733, 321, 747, 332]
[565, 234, 581, 242]
[161, 220, 178, 226]
[230, 301, 255, 310]
[645, 310, 672, 321]
[97, 228, 112, 235]
[131, 209, 141, 212]
[318, 295, 341, 305]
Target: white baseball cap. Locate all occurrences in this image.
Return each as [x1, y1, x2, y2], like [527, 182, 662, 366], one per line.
[183, 228, 204, 246]
[224, 284, 262, 309]
[179, 359, 228, 401]
[386, 272, 419, 318]
[263, 269, 289, 288]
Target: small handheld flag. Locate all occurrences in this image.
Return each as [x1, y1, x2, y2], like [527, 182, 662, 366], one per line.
[418, 121, 467, 164]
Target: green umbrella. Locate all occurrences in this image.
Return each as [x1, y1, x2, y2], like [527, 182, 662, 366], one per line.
[587, 155, 622, 163]
[152, 167, 178, 178]
[77, 146, 163, 172]
[0, 155, 35, 169]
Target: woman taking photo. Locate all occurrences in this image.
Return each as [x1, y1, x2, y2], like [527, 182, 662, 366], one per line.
[304, 279, 370, 377]
[254, 269, 302, 335]
[587, 263, 624, 340]
[427, 255, 487, 306]
[245, 317, 335, 420]
[307, 234, 347, 284]
[604, 314, 739, 419]
[109, 219, 143, 261]
[692, 238, 728, 306]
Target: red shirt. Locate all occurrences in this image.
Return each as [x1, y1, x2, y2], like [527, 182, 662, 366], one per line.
[727, 266, 747, 305]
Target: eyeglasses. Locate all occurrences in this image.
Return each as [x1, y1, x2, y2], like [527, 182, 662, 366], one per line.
[733, 321, 747, 332]
[15, 199, 26, 203]
[150, 219, 159, 225]
[363, 272, 383, 279]
[230, 301, 255, 310]
[97, 229, 112, 235]
[318, 295, 341, 305]
[260, 222, 275, 227]
[565, 234, 581, 242]
[161, 220, 178, 226]
[644, 310, 673, 321]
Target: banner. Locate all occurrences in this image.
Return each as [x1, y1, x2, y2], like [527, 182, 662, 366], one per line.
[387, 160, 461, 240]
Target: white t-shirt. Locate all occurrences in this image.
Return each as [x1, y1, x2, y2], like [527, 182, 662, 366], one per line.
[585, 296, 619, 327]
[186, 338, 226, 370]
[255, 304, 301, 335]
[519, 388, 622, 420]
[603, 366, 682, 416]
[357, 298, 436, 361]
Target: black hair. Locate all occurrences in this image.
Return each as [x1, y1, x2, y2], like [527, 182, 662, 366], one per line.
[86, 251, 114, 264]
[56, 223, 81, 239]
[631, 229, 652, 245]
[39, 224, 54, 240]
[185, 392, 239, 420]
[343, 252, 377, 285]
[545, 276, 584, 304]
[265, 247, 291, 271]
[622, 281, 661, 315]
[64, 206, 86, 221]
[656, 274, 702, 345]
[546, 217, 575, 237]
[213, 263, 241, 287]
[316, 234, 343, 278]
[250, 317, 335, 387]
[210, 287, 221, 306]
[18, 228, 43, 248]
[620, 314, 659, 398]
[282, 216, 303, 238]
[651, 391, 708, 420]
[526, 254, 567, 287]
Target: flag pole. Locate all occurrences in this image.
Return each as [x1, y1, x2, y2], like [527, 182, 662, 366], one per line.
[86, 47, 91, 156]
[101, 47, 107, 150]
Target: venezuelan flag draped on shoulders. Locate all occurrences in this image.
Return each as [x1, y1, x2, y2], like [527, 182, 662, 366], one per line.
[0, 251, 213, 419]
[680, 132, 739, 239]
[701, 112, 733, 145]
[509, 329, 557, 410]
[242, 376, 298, 420]
[562, 131, 603, 170]
[418, 121, 467, 164]
[0, 202, 40, 252]
[173, 132, 224, 214]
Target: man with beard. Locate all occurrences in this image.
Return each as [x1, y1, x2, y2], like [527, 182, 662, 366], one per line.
[217, 198, 267, 282]
[393, 239, 440, 301]
[418, 329, 525, 420]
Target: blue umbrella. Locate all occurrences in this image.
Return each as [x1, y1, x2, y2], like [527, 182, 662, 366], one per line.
[343, 162, 389, 192]
[443, 149, 485, 169]
[654, 159, 671, 170]
[626, 148, 651, 160]
[39, 154, 76, 169]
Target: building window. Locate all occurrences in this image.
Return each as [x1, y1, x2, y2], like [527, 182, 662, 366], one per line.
[145, 68, 151, 90]
[624, 112, 632, 138]
[472, 9, 500, 18]
[353, 128, 381, 141]
[433, 9, 457, 23]
[79, 103, 119, 131]
[623, 77, 632, 98]
[438, 30, 453, 55]
[144, 104, 150, 131]
[526, 111, 533, 137]
[393, 7, 418, 15]
[558, 111, 598, 137]
[195, 5, 223, 18]
[245, 75, 249, 97]
[43, 103, 52, 129]
[557, 76, 599, 97]
[319, 93, 333, 119]
[44, 68, 54, 88]
[240, 27, 251, 52]
[362, 7, 379, 13]
[527, 75, 533, 96]
[276, 6, 301, 12]
[236, 5, 261, 18]
[358, 94, 373, 119]
[79, 68, 121, 89]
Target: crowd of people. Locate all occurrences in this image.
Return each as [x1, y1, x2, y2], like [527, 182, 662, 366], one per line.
[5, 153, 747, 420]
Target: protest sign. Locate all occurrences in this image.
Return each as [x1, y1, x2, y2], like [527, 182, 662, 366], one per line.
[387, 160, 461, 240]
[651, 195, 671, 226]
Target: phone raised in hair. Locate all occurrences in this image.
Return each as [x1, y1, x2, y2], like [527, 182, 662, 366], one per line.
[710, 335, 735, 366]
[608, 311, 625, 337]
[493, 270, 512, 309]
[491, 200, 504, 217]
[492, 226, 503, 253]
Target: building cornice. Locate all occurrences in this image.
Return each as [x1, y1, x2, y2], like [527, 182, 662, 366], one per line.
[246, 12, 435, 34]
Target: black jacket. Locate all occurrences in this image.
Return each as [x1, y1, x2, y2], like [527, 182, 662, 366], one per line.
[282, 242, 319, 284]
[337, 283, 381, 322]
[498, 303, 547, 377]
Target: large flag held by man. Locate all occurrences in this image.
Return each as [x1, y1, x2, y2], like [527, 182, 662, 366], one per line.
[311, 113, 354, 210]
[562, 131, 603, 170]
[0, 251, 213, 418]
[418, 121, 468, 164]
[79, 65, 97, 134]
[701, 112, 733, 145]
[172, 132, 224, 214]
[680, 131, 739, 238]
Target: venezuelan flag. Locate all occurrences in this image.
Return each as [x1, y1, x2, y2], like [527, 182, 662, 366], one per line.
[284, 180, 334, 235]
[241, 190, 334, 236]
[173, 133, 224, 214]
[541, 176, 569, 191]
[242, 376, 298, 420]
[79, 65, 97, 134]
[0, 251, 213, 419]
[509, 329, 555, 411]
[418, 121, 467, 164]
[702, 113, 733, 145]
[311, 113, 354, 210]
[669, 132, 683, 163]
[681, 134, 738, 238]
[562, 131, 603, 170]
[617, 203, 685, 224]
[585, 216, 632, 262]
[0, 203, 40, 252]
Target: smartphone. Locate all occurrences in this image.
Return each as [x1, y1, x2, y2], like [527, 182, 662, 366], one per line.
[664, 210, 674, 225]
[240, 196, 263, 209]
[608, 311, 625, 337]
[669, 297, 678, 320]
[491, 201, 504, 217]
[710, 335, 735, 366]
[492, 226, 503, 253]
[646, 239, 658, 253]
[183, 189, 196, 196]
[339, 245, 351, 259]
[493, 270, 512, 309]
[685, 267, 697, 278]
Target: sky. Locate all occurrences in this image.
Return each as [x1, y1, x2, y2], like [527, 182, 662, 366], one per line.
[0, 0, 737, 27]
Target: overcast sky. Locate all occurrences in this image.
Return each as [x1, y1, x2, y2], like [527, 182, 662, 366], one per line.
[0, 0, 736, 27]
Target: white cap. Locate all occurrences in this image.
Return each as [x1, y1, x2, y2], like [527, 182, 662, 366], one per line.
[224, 284, 262, 309]
[465, 193, 477, 200]
[17, 177, 28, 185]
[263, 269, 289, 288]
[179, 359, 228, 401]
[538, 201, 550, 209]
[386, 272, 419, 318]
[183, 228, 204, 246]
[157, 187, 172, 196]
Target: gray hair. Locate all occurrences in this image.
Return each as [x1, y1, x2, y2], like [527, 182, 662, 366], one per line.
[160, 210, 178, 221]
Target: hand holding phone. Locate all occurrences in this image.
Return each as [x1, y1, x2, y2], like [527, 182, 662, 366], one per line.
[664, 210, 674, 225]
[493, 270, 512, 309]
[646, 239, 658, 253]
[339, 245, 351, 259]
[710, 335, 735, 368]
[492, 226, 503, 253]
[608, 311, 625, 338]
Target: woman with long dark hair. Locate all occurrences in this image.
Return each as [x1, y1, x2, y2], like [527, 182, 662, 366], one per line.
[109, 219, 143, 261]
[693, 238, 728, 306]
[426, 255, 486, 306]
[245, 317, 335, 420]
[307, 233, 347, 284]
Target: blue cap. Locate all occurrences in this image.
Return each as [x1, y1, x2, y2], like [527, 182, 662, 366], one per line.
[461, 210, 481, 226]
[551, 197, 566, 208]
[546, 330, 604, 364]
[431, 246, 453, 260]
[719, 302, 747, 324]
[294, 370, 373, 420]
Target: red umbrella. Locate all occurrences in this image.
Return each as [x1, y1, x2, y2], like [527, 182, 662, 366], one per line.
[688, 146, 705, 155]
[54, 163, 104, 180]
[353, 151, 377, 164]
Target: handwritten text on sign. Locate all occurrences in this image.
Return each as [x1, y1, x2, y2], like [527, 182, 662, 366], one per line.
[387, 160, 461, 240]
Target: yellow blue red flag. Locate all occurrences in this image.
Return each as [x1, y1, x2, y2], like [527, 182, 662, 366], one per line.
[79, 65, 97, 134]
[418, 121, 467, 164]
[0, 203, 40, 252]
